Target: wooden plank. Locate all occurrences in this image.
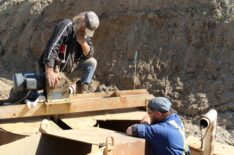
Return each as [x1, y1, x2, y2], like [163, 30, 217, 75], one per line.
[0, 118, 61, 145]
[45, 94, 153, 114]
[0, 129, 25, 146]
[40, 127, 146, 155]
[0, 119, 61, 135]
[60, 117, 97, 129]
[0, 133, 104, 155]
[60, 109, 146, 129]
[0, 92, 153, 119]
[68, 94, 153, 113]
[39, 119, 63, 134]
[40, 127, 145, 146]
[0, 128, 145, 155]
[0, 103, 46, 119]
[91, 109, 146, 121]
[70, 89, 149, 99]
[0, 134, 42, 155]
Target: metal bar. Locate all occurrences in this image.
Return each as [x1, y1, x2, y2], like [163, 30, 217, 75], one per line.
[0, 90, 153, 119]
[71, 89, 149, 99]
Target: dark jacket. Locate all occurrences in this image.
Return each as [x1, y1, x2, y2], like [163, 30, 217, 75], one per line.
[38, 19, 94, 73]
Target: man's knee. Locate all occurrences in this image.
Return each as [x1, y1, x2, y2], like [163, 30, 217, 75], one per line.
[77, 57, 97, 72]
[87, 57, 97, 68]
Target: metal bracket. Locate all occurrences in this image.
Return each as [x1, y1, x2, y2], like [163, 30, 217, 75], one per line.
[105, 136, 115, 155]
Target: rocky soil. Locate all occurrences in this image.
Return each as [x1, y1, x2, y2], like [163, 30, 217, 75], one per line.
[0, 0, 234, 145]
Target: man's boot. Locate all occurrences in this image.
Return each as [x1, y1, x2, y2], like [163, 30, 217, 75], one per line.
[69, 81, 90, 94]
[80, 83, 89, 93]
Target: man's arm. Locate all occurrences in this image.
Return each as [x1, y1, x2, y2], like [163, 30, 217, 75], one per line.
[76, 35, 90, 56]
[43, 20, 72, 68]
[76, 35, 94, 57]
[43, 20, 72, 87]
[126, 114, 152, 137]
[126, 124, 138, 136]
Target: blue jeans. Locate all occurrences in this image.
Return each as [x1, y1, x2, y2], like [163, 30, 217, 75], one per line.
[75, 57, 97, 84]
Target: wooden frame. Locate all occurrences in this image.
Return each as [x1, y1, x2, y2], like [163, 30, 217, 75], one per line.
[0, 89, 154, 119]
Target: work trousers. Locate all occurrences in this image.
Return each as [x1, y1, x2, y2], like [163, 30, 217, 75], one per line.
[68, 57, 97, 84]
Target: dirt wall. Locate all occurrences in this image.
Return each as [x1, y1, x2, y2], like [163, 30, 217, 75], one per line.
[0, 0, 234, 116]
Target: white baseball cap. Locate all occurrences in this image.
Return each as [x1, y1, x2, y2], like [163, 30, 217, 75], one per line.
[85, 11, 100, 37]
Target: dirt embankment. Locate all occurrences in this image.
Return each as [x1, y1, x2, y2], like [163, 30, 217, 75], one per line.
[0, 0, 234, 145]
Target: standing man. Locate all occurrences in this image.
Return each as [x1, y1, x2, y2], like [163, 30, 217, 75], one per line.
[38, 11, 99, 93]
[126, 97, 190, 155]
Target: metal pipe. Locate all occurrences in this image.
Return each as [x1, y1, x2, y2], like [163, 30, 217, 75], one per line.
[199, 109, 217, 155]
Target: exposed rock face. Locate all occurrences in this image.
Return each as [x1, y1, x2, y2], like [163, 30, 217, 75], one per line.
[0, 0, 234, 122]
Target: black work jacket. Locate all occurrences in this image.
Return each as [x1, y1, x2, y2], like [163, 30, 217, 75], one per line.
[38, 19, 94, 73]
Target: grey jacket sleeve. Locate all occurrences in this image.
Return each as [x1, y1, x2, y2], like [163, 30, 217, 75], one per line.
[84, 37, 94, 58]
[43, 20, 73, 68]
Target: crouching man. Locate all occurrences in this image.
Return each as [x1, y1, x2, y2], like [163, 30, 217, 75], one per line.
[126, 97, 190, 155]
[38, 11, 99, 93]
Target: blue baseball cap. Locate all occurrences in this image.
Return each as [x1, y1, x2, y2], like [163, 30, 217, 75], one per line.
[148, 97, 172, 112]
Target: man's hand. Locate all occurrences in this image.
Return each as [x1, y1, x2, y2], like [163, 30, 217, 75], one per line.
[76, 34, 90, 56]
[140, 114, 152, 125]
[76, 34, 86, 44]
[45, 66, 61, 88]
[126, 125, 133, 135]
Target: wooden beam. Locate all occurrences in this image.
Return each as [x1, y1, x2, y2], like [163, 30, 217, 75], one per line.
[60, 108, 147, 129]
[0, 134, 42, 155]
[39, 127, 146, 155]
[0, 133, 104, 155]
[0, 90, 154, 119]
[0, 128, 146, 155]
[0, 118, 61, 135]
[69, 89, 149, 99]
[40, 127, 145, 146]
